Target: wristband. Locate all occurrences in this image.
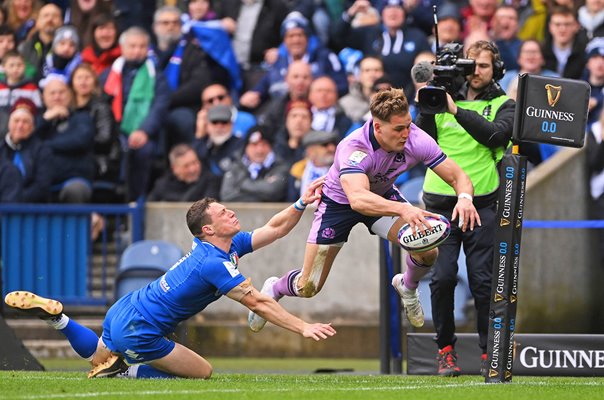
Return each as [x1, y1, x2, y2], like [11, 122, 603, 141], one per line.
[458, 192, 473, 201]
[293, 198, 307, 211]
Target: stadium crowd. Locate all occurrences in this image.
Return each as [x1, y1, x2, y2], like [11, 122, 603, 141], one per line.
[0, 0, 601, 205]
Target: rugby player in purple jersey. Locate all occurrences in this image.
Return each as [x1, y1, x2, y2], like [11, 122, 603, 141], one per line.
[248, 87, 480, 331]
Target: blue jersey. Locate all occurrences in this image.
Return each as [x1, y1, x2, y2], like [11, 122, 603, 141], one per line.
[130, 232, 253, 335]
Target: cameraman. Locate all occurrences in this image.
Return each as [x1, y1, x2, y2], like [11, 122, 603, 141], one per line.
[415, 40, 514, 377]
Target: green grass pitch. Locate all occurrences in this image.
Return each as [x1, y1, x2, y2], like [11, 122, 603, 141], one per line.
[1, 358, 603, 400]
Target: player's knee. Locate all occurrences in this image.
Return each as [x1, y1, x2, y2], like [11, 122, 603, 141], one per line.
[298, 280, 321, 298]
[413, 247, 438, 266]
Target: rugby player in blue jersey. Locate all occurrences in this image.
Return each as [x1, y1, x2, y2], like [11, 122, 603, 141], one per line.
[4, 178, 336, 379]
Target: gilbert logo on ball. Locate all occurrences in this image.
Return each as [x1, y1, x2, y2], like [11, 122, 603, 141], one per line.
[398, 215, 451, 252]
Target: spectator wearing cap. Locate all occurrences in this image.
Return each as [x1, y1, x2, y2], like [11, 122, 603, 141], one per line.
[333, 0, 430, 98]
[147, 143, 221, 202]
[273, 99, 313, 165]
[287, 129, 338, 202]
[18, 3, 63, 75]
[0, 51, 42, 135]
[239, 11, 348, 111]
[152, 6, 230, 151]
[490, 5, 522, 72]
[220, 125, 289, 202]
[257, 60, 313, 135]
[100, 27, 171, 201]
[339, 56, 384, 124]
[543, 6, 588, 80]
[214, 0, 288, 92]
[0, 98, 52, 202]
[36, 75, 95, 203]
[193, 104, 244, 178]
[308, 76, 353, 139]
[194, 83, 256, 144]
[41, 25, 82, 84]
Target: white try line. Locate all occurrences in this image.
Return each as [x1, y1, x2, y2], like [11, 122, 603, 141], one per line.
[1, 381, 603, 400]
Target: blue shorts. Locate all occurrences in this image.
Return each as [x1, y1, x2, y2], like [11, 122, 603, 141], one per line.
[308, 188, 406, 244]
[101, 293, 175, 364]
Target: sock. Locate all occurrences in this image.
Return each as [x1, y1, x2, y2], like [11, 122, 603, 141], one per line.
[403, 254, 432, 290]
[134, 364, 175, 379]
[272, 269, 302, 298]
[50, 315, 99, 359]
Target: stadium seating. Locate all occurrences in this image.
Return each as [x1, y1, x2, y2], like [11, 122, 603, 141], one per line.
[114, 240, 184, 300]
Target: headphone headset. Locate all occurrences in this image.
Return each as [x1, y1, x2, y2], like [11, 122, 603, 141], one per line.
[485, 41, 506, 82]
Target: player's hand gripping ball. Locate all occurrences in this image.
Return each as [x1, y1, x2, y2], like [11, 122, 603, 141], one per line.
[398, 215, 451, 252]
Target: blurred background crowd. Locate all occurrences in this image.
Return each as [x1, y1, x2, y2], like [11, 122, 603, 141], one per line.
[0, 0, 602, 208]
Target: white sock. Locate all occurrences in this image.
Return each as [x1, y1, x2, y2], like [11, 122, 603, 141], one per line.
[46, 314, 69, 330]
[127, 364, 139, 378]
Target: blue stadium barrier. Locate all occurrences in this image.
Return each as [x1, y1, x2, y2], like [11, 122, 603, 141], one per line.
[0, 202, 145, 306]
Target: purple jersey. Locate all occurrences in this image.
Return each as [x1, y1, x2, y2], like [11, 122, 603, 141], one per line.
[323, 119, 446, 203]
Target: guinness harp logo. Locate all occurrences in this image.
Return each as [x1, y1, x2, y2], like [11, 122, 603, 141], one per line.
[545, 84, 562, 107]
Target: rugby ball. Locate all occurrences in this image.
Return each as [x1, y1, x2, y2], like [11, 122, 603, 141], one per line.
[398, 215, 451, 252]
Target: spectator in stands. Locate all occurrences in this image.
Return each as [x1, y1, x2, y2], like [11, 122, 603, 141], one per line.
[195, 83, 256, 142]
[81, 13, 121, 75]
[543, 6, 589, 79]
[0, 158, 22, 202]
[429, 3, 463, 53]
[499, 39, 558, 100]
[70, 63, 121, 197]
[113, 0, 156, 35]
[101, 27, 171, 201]
[287, 129, 338, 202]
[460, 0, 499, 41]
[220, 125, 288, 202]
[5, 0, 41, 43]
[584, 39, 604, 129]
[0, 98, 51, 202]
[334, 0, 430, 97]
[0, 25, 36, 81]
[490, 5, 522, 72]
[153, 6, 230, 151]
[148, 143, 221, 202]
[308, 76, 352, 139]
[339, 56, 384, 125]
[0, 51, 42, 135]
[184, 0, 218, 22]
[257, 60, 313, 135]
[215, 0, 289, 92]
[37, 76, 95, 203]
[578, 0, 604, 40]
[273, 99, 313, 166]
[64, 0, 113, 47]
[41, 25, 82, 83]
[239, 12, 347, 110]
[18, 3, 63, 75]
[193, 104, 244, 178]
[586, 107, 604, 271]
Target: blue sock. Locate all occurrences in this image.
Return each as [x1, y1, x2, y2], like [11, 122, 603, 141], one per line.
[60, 319, 99, 359]
[135, 364, 175, 379]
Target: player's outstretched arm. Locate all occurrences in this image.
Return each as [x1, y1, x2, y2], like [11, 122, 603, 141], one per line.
[232, 285, 336, 341]
[251, 176, 325, 250]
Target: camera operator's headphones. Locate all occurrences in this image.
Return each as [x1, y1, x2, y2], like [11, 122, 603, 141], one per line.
[484, 41, 506, 82]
